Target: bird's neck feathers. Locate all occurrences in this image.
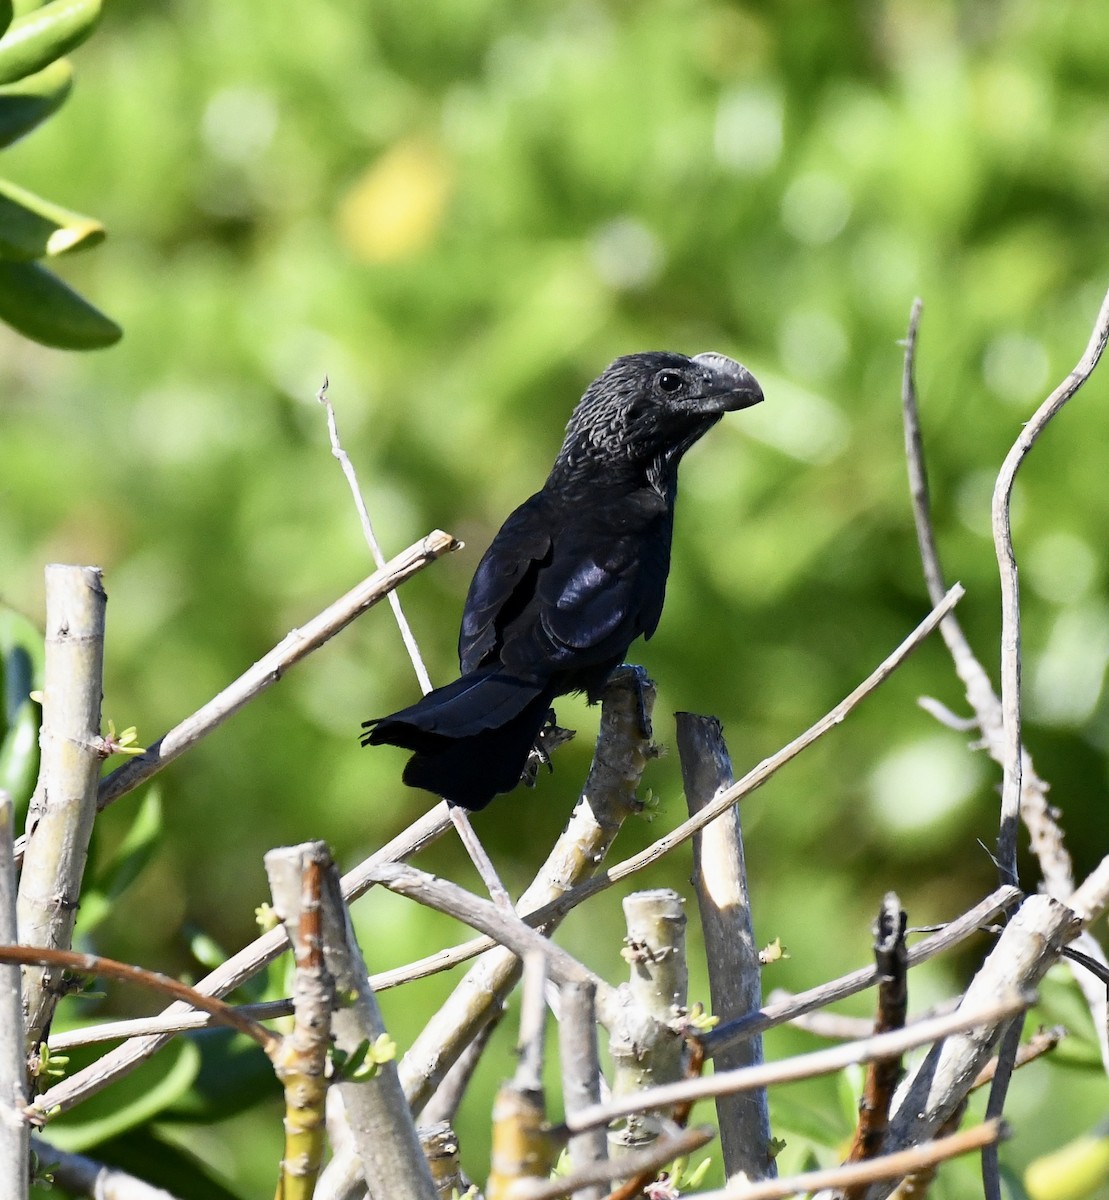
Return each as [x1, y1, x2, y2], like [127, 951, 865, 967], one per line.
[547, 437, 680, 502]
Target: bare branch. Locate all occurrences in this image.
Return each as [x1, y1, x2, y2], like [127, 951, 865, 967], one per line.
[0, 944, 278, 1059]
[505, 1125, 715, 1200]
[76, 529, 458, 824]
[562, 995, 1027, 1139]
[901, 299, 1109, 1071]
[690, 1120, 1003, 1200]
[991, 286, 1109, 886]
[365, 861, 608, 996]
[317, 378, 434, 695]
[882, 895, 1081, 1194]
[16, 565, 106, 1054]
[678, 712, 774, 1185]
[703, 885, 1018, 1058]
[271, 842, 440, 1200]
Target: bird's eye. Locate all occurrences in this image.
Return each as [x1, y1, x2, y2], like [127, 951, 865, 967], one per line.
[656, 370, 684, 393]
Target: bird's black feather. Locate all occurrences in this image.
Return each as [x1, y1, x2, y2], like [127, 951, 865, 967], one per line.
[361, 350, 763, 809]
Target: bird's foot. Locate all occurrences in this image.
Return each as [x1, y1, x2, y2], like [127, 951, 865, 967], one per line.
[522, 711, 576, 787]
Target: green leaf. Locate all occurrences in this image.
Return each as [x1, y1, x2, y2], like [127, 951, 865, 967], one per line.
[78, 788, 163, 937]
[0, 1, 12, 41]
[0, 605, 43, 809]
[0, 176, 104, 259]
[0, 0, 101, 87]
[0, 604, 43, 723]
[162, 1030, 276, 1124]
[0, 57, 70, 147]
[42, 1036, 201, 1153]
[0, 258, 120, 348]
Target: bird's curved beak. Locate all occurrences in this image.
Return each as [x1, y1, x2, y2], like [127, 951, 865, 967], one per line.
[692, 352, 764, 412]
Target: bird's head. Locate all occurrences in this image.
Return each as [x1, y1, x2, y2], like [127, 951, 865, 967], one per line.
[554, 351, 763, 482]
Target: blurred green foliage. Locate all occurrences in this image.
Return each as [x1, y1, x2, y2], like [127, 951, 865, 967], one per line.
[4, 0, 1108, 1195]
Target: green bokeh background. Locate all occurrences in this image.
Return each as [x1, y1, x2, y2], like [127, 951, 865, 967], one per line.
[3, 0, 1108, 1195]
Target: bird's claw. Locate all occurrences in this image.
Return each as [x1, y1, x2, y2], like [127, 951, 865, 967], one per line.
[522, 710, 576, 787]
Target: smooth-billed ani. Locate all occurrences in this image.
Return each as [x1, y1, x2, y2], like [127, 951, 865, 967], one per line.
[362, 351, 763, 810]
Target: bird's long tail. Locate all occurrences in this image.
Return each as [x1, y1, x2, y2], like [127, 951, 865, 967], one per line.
[361, 671, 556, 810]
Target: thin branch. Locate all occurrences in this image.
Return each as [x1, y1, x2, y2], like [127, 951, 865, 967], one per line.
[0, 795, 29, 1200]
[991, 286, 1109, 887]
[690, 1120, 1003, 1200]
[365, 861, 609, 996]
[703, 885, 1018, 1058]
[16, 565, 106, 1055]
[10, 530, 460, 844]
[561, 995, 1027, 1138]
[317, 378, 434, 694]
[504, 1126, 715, 1200]
[981, 1016, 1024, 1200]
[0, 944, 278, 1056]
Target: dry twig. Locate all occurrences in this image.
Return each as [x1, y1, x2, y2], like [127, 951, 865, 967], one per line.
[991, 286, 1109, 888]
[561, 995, 1026, 1140]
[692, 1120, 1003, 1200]
[47, 530, 459, 834]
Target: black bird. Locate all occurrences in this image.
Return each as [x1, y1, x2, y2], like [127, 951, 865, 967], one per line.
[362, 351, 763, 810]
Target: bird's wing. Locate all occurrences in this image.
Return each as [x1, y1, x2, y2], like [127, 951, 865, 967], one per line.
[530, 526, 669, 667]
[458, 494, 553, 674]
